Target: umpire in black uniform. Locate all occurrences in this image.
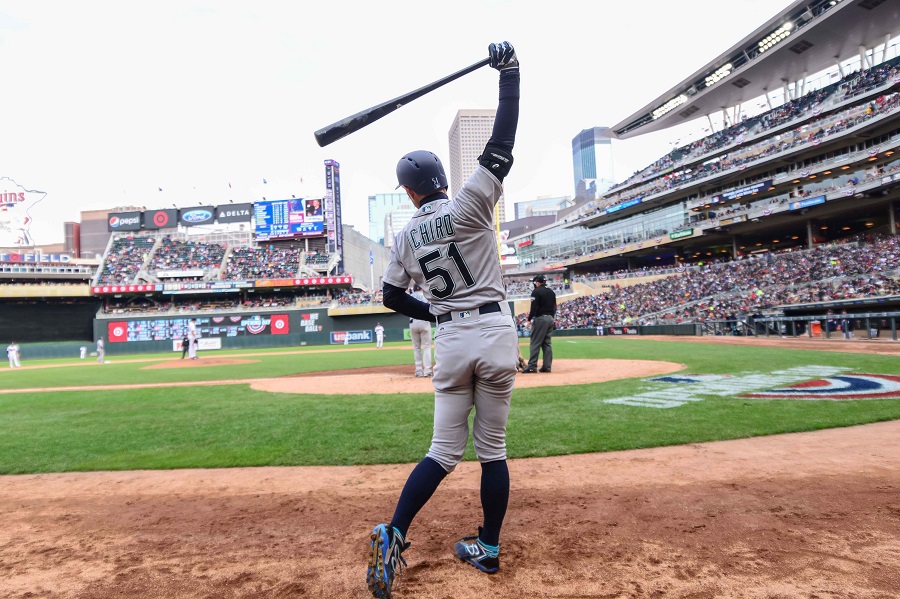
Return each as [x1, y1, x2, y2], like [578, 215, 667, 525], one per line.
[523, 274, 556, 373]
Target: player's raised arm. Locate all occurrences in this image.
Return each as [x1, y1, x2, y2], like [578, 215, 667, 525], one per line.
[478, 42, 520, 182]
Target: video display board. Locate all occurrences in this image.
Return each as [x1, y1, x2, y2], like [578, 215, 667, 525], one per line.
[254, 198, 325, 240]
[106, 313, 290, 343]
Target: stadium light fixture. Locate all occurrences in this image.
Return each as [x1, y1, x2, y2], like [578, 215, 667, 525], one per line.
[758, 22, 793, 53]
[886, 151, 894, 156]
[792, 179, 801, 184]
[652, 94, 688, 120]
[704, 63, 733, 87]
[841, 226, 851, 231]
[865, 222, 874, 227]
[791, 236, 799, 240]
[841, 165, 850, 170]
[823, 171, 832, 175]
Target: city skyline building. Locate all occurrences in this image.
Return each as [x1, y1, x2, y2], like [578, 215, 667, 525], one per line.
[572, 126, 614, 200]
[514, 195, 574, 220]
[367, 192, 414, 245]
[448, 108, 507, 221]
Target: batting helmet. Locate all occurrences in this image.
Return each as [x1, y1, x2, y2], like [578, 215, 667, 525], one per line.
[396, 150, 448, 196]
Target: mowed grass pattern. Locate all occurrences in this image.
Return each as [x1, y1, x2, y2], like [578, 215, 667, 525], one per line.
[1, 338, 899, 474]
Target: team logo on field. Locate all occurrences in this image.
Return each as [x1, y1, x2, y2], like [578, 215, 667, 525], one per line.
[741, 374, 900, 400]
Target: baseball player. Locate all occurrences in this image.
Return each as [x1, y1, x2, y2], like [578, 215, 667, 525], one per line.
[374, 323, 385, 348]
[522, 274, 556, 373]
[187, 319, 199, 360]
[96, 337, 105, 363]
[408, 285, 433, 377]
[181, 333, 189, 359]
[80, 345, 87, 359]
[7, 341, 21, 368]
[367, 41, 519, 598]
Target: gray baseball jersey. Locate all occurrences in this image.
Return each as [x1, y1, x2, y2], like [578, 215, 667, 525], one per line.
[383, 167, 505, 315]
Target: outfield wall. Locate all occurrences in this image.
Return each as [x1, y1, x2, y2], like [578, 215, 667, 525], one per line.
[89, 303, 526, 356]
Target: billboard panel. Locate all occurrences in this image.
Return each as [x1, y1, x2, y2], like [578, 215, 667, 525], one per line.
[144, 208, 178, 230]
[107, 211, 142, 232]
[215, 203, 253, 223]
[179, 206, 215, 227]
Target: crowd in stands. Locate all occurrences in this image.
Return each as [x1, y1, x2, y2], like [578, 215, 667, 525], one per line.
[149, 235, 227, 274]
[515, 234, 900, 330]
[336, 289, 381, 305]
[100, 293, 300, 315]
[568, 57, 900, 224]
[96, 236, 156, 284]
[225, 246, 302, 279]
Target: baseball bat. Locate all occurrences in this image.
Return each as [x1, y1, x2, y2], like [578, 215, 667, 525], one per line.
[314, 57, 491, 147]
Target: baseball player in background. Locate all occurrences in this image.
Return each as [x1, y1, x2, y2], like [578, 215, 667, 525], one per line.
[366, 41, 519, 599]
[374, 323, 385, 348]
[187, 319, 199, 360]
[96, 337, 105, 363]
[522, 274, 557, 373]
[80, 345, 87, 359]
[408, 285, 433, 377]
[7, 341, 21, 368]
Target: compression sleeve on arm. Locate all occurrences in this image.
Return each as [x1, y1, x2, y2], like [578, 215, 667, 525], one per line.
[383, 283, 435, 322]
[487, 68, 520, 152]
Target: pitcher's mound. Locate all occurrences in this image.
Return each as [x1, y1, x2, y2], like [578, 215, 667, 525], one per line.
[144, 358, 260, 369]
[251, 358, 683, 395]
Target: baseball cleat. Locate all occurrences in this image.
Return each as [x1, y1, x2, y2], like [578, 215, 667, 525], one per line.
[539, 367, 551, 373]
[455, 529, 500, 573]
[521, 367, 537, 373]
[366, 524, 409, 598]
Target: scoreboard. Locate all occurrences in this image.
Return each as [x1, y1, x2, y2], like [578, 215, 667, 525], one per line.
[254, 198, 325, 240]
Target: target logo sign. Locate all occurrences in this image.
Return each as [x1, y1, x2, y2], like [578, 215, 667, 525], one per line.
[153, 211, 169, 227]
[108, 322, 128, 342]
[271, 314, 289, 335]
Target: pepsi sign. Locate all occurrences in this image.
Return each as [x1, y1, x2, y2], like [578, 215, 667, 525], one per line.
[179, 206, 215, 227]
[107, 211, 142, 232]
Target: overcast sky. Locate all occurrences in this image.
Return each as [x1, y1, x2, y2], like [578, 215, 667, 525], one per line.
[0, 0, 794, 247]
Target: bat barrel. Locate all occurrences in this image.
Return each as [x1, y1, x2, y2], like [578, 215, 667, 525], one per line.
[314, 57, 491, 147]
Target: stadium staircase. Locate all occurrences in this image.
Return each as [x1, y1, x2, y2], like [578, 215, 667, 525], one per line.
[214, 245, 233, 281]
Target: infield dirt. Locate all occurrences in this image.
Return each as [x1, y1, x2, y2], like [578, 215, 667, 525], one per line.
[1, 342, 898, 598]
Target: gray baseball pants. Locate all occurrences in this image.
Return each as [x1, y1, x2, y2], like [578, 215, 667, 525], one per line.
[426, 307, 518, 472]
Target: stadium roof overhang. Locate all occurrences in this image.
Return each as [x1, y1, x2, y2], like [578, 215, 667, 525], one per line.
[612, 0, 900, 139]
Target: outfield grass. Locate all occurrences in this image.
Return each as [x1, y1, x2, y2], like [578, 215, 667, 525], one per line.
[1, 338, 899, 474]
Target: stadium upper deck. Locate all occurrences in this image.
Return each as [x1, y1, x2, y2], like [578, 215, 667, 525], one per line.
[614, 0, 900, 139]
[508, 0, 900, 277]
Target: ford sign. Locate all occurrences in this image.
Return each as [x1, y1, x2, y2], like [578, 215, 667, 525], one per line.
[182, 210, 212, 223]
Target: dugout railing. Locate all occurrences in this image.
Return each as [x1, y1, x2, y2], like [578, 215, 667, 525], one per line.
[701, 312, 900, 341]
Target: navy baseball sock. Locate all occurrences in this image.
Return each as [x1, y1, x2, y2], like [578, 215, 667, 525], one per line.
[479, 459, 509, 547]
[390, 457, 448, 539]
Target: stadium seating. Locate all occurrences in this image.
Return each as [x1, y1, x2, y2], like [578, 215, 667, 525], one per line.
[517, 234, 900, 330]
[96, 236, 156, 284]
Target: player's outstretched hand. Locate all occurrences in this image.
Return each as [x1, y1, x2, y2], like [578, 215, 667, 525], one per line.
[489, 41, 518, 70]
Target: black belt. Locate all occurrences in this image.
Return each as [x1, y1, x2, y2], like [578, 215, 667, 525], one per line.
[436, 302, 501, 324]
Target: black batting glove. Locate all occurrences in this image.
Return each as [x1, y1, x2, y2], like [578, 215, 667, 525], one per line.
[489, 41, 519, 70]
